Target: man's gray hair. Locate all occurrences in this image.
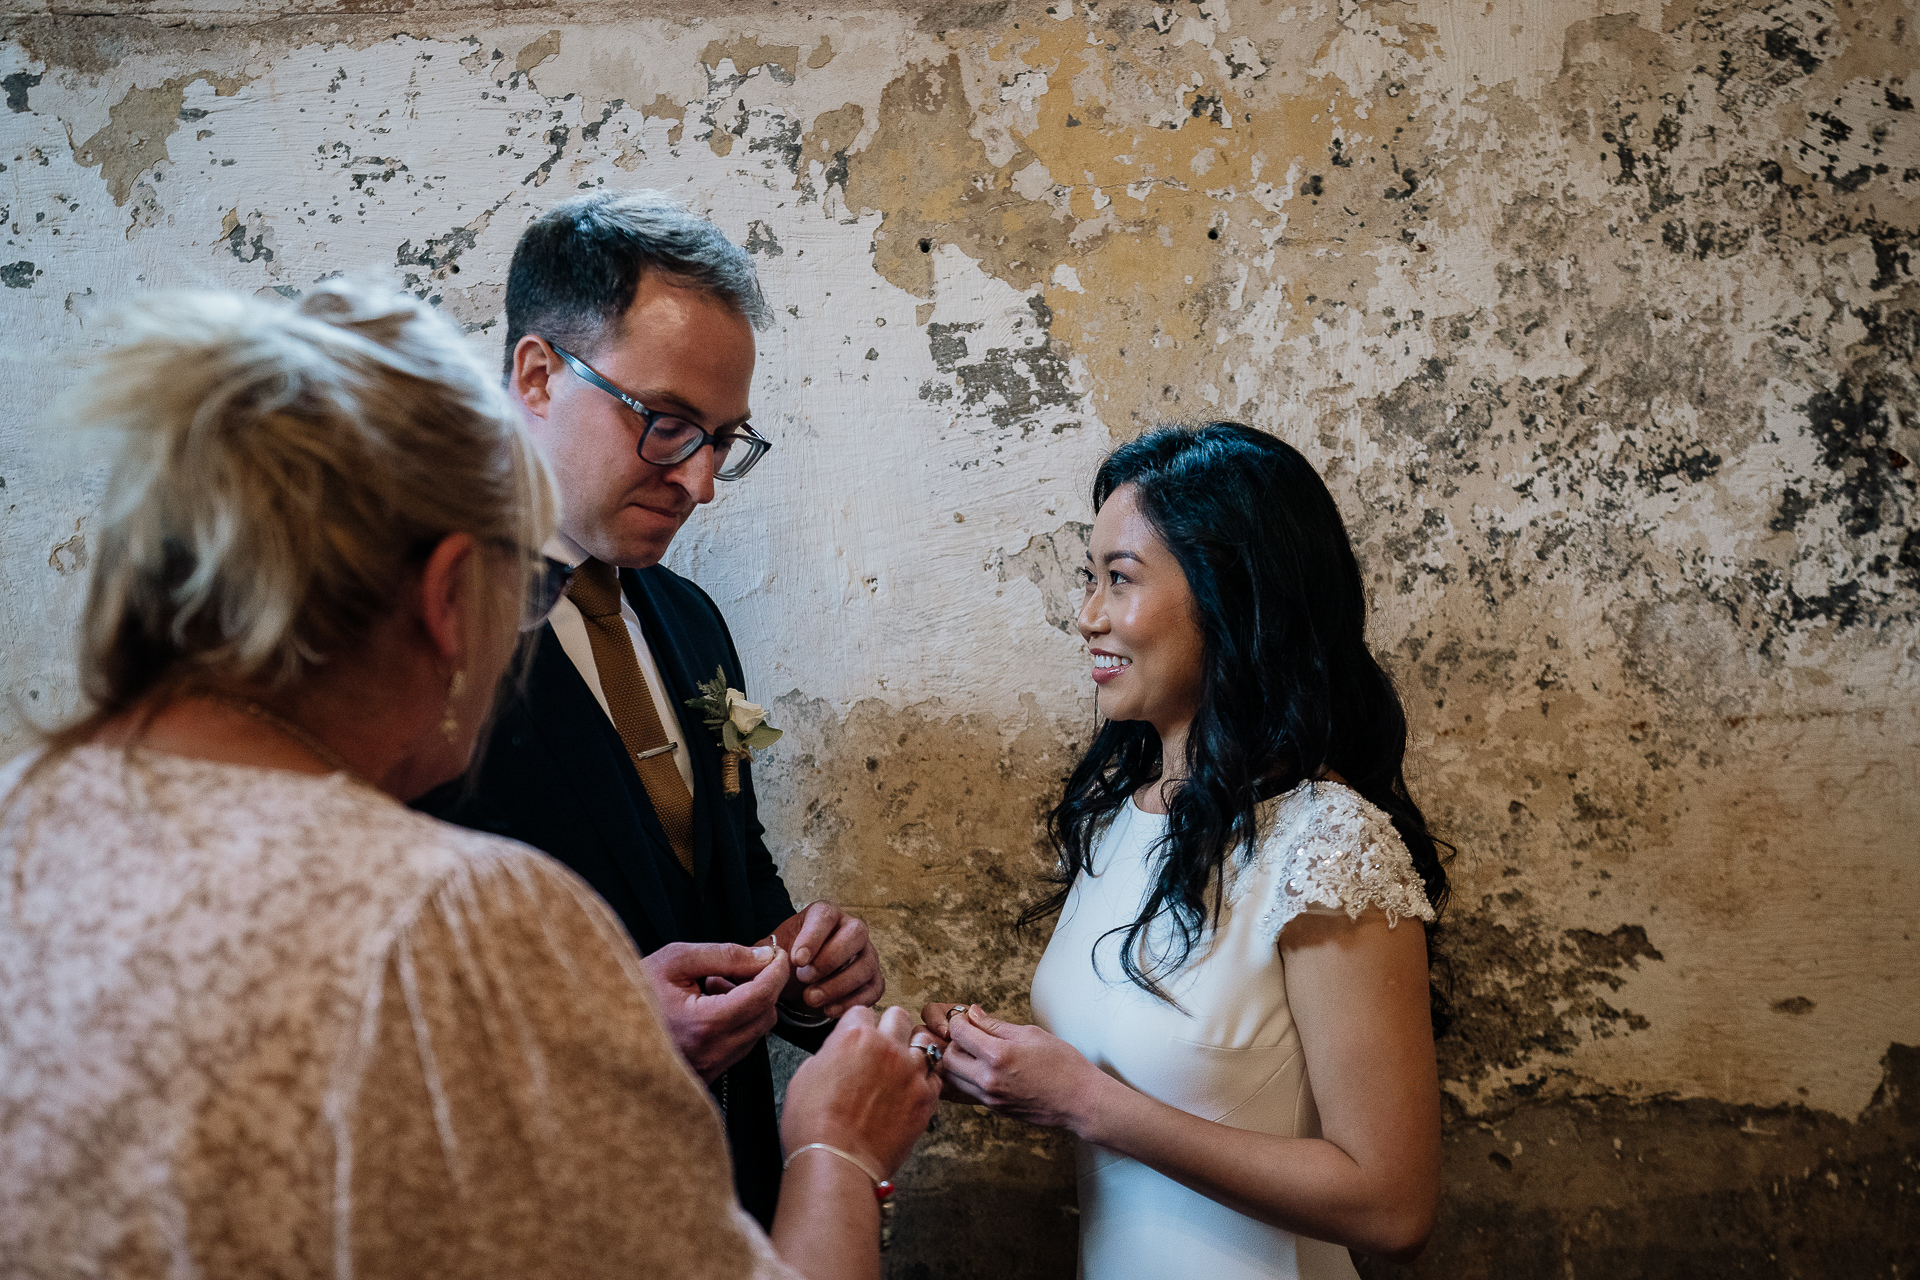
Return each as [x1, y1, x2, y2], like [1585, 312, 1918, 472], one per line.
[503, 190, 772, 373]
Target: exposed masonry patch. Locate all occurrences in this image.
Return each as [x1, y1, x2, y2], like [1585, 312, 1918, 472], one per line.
[756, 693, 1085, 1028]
[922, 294, 1080, 436]
[992, 521, 1091, 635]
[1436, 911, 1665, 1096]
[3, 71, 40, 113]
[1360, 1044, 1920, 1279]
[46, 522, 85, 574]
[743, 218, 783, 256]
[395, 200, 506, 301]
[70, 72, 249, 206]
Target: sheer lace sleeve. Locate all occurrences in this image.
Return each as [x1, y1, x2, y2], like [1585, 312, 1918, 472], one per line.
[1246, 783, 1436, 942]
[335, 849, 800, 1280]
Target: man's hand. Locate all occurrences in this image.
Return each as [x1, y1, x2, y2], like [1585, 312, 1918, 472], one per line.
[764, 901, 884, 1019]
[642, 941, 790, 1083]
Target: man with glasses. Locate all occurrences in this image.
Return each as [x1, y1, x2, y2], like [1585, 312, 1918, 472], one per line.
[419, 191, 884, 1228]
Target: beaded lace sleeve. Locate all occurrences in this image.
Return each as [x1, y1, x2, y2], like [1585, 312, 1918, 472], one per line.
[1239, 783, 1436, 942]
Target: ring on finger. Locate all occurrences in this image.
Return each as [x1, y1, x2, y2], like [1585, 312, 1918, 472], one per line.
[910, 1043, 943, 1072]
[947, 1004, 969, 1023]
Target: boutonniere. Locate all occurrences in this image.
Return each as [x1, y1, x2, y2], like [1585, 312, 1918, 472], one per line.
[686, 667, 782, 797]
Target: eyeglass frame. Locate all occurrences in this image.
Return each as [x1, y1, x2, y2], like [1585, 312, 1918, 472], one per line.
[409, 536, 575, 633]
[545, 340, 773, 481]
[520, 553, 577, 633]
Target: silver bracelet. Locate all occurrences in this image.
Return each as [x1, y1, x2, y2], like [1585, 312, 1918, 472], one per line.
[782, 1141, 883, 1184]
[783, 1143, 897, 1250]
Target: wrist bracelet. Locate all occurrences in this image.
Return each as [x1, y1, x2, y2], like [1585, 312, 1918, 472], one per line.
[783, 1142, 897, 1250]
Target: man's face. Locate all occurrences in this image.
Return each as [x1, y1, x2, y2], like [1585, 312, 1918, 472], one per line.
[516, 272, 757, 568]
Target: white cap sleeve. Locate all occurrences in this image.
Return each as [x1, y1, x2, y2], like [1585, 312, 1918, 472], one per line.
[1249, 783, 1436, 942]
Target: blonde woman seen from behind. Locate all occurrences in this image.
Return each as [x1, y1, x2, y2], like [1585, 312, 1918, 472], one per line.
[0, 283, 938, 1280]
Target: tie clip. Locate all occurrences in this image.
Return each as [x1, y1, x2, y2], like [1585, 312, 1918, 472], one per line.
[634, 742, 678, 761]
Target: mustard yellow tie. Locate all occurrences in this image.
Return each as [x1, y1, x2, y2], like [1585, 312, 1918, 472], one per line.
[566, 559, 696, 875]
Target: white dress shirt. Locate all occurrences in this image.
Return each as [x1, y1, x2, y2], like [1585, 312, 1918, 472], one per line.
[545, 534, 697, 795]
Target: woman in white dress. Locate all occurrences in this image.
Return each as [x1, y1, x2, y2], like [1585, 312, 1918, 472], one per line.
[920, 424, 1450, 1278]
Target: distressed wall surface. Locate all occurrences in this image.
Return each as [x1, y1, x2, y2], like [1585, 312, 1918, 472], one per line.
[2, 0, 1915, 1274]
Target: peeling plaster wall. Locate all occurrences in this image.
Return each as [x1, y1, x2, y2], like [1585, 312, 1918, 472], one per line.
[2, 1, 1915, 1273]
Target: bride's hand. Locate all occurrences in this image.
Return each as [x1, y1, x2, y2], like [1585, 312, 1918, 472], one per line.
[938, 1005, 1108, 1131]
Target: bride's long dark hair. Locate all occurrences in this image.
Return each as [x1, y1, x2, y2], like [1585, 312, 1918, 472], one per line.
[1023, 423, 1451, 1019]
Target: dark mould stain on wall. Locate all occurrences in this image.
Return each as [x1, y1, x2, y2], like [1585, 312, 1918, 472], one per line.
[1361, 1043, 1920, 1280]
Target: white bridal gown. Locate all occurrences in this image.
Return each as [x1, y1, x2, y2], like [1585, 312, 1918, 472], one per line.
[1030, 781, 1435, 1280]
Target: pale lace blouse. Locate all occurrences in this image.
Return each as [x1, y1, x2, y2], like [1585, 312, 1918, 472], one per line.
[0, 745, 799, 1280]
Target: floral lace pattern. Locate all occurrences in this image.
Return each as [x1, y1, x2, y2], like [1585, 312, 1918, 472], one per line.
[0, 745, 796, 1280]
[1228, 780, 1436, 942]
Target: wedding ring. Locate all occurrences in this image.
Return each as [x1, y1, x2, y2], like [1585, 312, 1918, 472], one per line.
[947, 1004, 969, 1022]
[909, 1043, 943, 1072]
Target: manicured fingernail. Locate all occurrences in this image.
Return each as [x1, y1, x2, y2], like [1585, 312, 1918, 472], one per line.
[752, 946, 775, 962]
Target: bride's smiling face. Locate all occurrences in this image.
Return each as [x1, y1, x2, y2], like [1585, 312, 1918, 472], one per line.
[1077, 483, 1207, 740]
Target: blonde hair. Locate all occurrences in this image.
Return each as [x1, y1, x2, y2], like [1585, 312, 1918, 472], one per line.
[58, 280, 556, 725]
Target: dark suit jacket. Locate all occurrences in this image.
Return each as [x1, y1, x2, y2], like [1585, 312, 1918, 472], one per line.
[416, 562, 823, 1228]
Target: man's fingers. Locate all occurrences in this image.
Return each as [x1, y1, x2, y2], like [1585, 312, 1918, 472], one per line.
[820, 974, 886, 1020]
[729, 947, 791, 1002]
[650, 941, 778, 986]
[787, 901, 840, 970]
[796, 914, 869, 984]
[694, 950, 788, 1035]
[803, 946, 879, 1006]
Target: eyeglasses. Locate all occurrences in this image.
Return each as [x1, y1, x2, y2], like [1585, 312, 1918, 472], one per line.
[412, 537, 575, 633]
[522, 554, 576, 632]
[547, 342, 773, 481]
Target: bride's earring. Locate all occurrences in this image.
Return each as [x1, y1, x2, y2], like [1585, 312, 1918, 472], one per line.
[440, 670, 466, 743]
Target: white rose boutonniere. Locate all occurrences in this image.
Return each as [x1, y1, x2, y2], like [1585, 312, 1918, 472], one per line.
[726, 690, 768, 735]
[687, 667, 782, 796]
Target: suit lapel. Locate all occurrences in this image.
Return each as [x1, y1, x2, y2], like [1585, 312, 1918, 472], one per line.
[520, 626, 686, 947]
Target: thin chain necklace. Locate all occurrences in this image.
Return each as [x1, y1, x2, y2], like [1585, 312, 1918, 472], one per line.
[202, 692, 371, 789]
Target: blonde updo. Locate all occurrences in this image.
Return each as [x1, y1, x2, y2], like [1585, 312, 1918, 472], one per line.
[62, 280, 557, 717]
